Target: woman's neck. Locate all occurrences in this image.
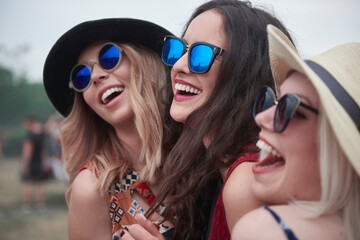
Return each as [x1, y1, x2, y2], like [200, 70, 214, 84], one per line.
[115, 123, 145, 173]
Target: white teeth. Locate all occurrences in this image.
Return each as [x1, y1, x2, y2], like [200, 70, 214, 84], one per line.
[174, 83, 202, 94]
[101, 87, 124, 104]
[256, 139, 281, 157]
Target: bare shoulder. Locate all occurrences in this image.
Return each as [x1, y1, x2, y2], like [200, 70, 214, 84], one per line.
[222, 162, 264, 231]
[68, 169, 112, 240]
[270, 205, 345, 240]
[69, 169, 106, 218]
[232, 206, 286, 240]
[224, 161, 256, 189]
[70, 169, 99, 200]
[223, 162, 258, 205]
[232, 205, 345, 240]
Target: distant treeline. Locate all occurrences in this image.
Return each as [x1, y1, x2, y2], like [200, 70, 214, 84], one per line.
[0, 64, 56, 157]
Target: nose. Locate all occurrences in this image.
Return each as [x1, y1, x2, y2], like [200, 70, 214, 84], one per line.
[91, 63, 109, 85]
[171, 51, 191, 75]
[254, 105, 276, 132]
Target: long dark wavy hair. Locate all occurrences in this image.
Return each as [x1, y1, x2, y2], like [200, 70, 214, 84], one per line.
[150, 1, 295, 239]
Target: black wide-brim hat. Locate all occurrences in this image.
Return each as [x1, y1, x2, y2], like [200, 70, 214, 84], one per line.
[43, 18, 172, 116]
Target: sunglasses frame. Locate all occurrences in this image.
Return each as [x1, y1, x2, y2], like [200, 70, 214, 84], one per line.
[253, 86, 319, 132]
[69, 42, 123, 92]
[162, 35, 226, 74]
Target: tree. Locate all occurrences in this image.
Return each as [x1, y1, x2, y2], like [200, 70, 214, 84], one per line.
[0, 64, 56, 157]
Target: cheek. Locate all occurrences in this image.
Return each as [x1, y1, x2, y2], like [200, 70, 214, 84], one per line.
[170, 70, 176, 91]
[297, 129, 318, 157]
[284, 122, 318, 159]
[204, 62, 220, 92]
[286, 154, 321, 200]
[113, 57, 132, 85]
[200, 73, 217, 98]
[82, 87, 98, 112]
[83, 90, 92, 106]
[284, 131, 321, 199]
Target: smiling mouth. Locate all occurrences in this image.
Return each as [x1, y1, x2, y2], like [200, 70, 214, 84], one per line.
[175, 83, 202, 96]
[255, 139, 285, 170]
[101, 87, 124, 104]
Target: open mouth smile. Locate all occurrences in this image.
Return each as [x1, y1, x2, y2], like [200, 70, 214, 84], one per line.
[173, 82, 202, 102]
[101, 86, 124, 104]
[174, 83, 202, 96]
[253, 139, 285, 173]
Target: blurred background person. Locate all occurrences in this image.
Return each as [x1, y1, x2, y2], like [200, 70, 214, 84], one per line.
[21, 116, 47, 213]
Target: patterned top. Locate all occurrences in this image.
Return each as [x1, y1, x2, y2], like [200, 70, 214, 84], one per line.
[81, 164, 173, 240]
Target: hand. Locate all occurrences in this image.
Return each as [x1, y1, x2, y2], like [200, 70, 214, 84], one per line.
[122, 213, 165, 240]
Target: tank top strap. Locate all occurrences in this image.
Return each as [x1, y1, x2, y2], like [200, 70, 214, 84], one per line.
[262, 206, 298, 240]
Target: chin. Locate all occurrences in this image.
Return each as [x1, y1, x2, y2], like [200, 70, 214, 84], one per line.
[170, 106, 188, 123]
[170, 113, 186, 123]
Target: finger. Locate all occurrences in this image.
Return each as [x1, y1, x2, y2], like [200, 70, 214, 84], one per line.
[137, 213, 164, 238]
[128, 224, 162, 240]
[127, 214, 164, 240]
[122, 232, 135, 240]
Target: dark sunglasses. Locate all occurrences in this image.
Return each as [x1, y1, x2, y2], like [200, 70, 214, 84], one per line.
[253, 86, 319, 132]
[69, 42, 122, 92]
[161, 35, 226, 74]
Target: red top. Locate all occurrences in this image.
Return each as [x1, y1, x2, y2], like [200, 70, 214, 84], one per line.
[208, 152, 258, 240]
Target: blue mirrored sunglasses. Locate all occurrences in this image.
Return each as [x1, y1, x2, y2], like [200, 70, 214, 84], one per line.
[161, 35, 226, 74]
[253, 86, 319, 132]
[69, 42, 122, 92]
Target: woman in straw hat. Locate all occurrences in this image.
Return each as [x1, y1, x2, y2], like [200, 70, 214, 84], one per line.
[43, 18, 173, 239]
[232, 25, 360, 240]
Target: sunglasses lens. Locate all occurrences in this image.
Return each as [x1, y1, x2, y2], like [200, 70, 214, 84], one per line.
[189, 44, 213, 73]
[99, 43, 120, 70]
[71, 65, 91, 91]
[275, 95, 298, 132]
[162, 38, 184, 66]
[253, 88, 275, 118]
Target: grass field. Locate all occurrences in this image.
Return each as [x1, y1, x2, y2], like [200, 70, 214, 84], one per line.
[0, 158, 68, 240]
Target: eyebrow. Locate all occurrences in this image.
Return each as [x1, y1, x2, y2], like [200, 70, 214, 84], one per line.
[296, 93, 316, 108]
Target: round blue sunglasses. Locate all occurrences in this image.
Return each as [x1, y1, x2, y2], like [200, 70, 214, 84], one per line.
[161, 35, 226, 74]
[69, 42, 122, 92]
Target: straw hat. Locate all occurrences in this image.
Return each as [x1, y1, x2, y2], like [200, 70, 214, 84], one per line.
[267, 24, 360, 176]
[43, 18, 172, 116]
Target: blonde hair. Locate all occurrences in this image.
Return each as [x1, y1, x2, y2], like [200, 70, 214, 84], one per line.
[316, 114, 360, 240]
[60, 44, 166, 203]
[294, 112, 360, 240]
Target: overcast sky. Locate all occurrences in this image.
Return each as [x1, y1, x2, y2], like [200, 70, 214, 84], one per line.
[0, 0, 359, 82]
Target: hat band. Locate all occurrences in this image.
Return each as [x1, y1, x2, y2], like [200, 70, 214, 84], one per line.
[305, 60, 360, 132]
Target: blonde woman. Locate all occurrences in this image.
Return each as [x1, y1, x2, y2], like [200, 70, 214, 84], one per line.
[43, 18, 173, 240]
[233, 25, 360, 240]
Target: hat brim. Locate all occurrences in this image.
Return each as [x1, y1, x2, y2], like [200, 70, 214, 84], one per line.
[267, 25, 360, 176]
[43, 18, 172, 116]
